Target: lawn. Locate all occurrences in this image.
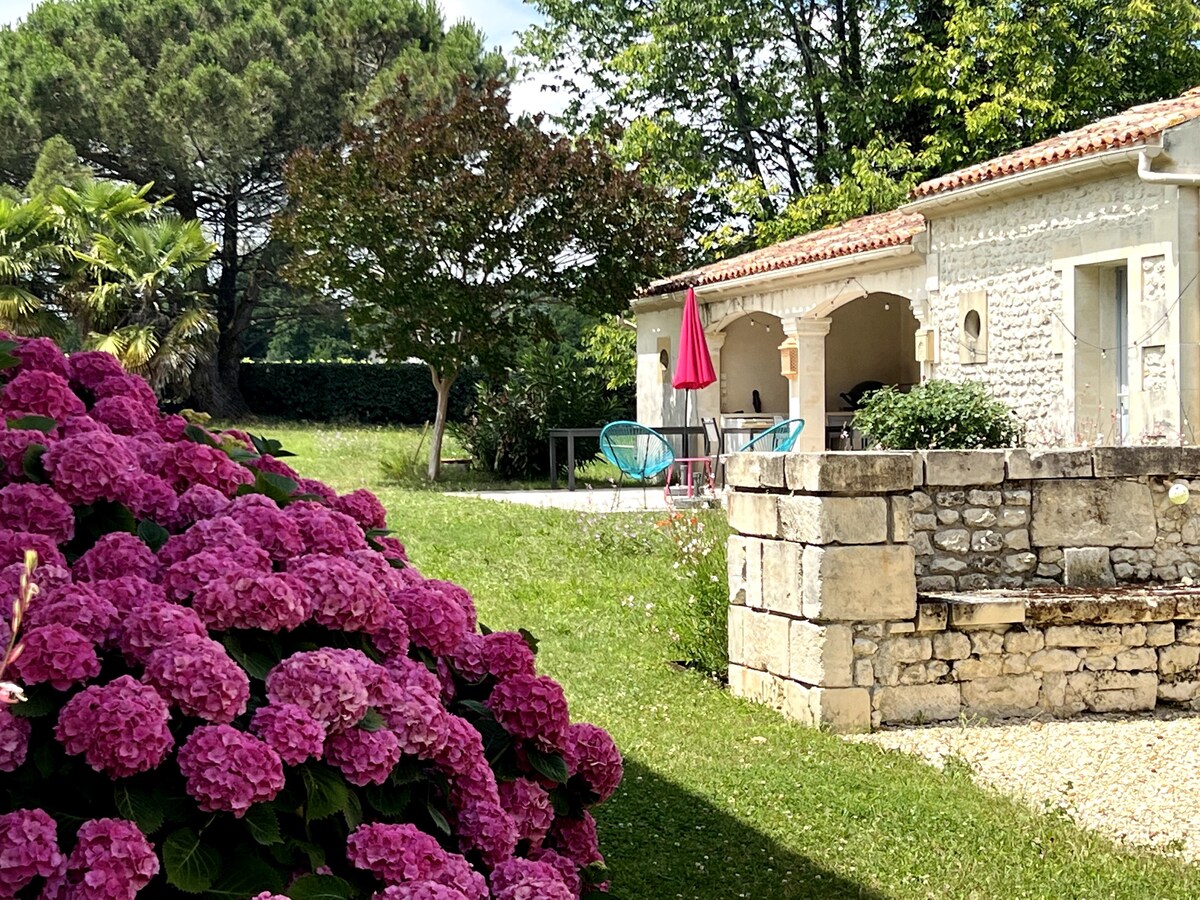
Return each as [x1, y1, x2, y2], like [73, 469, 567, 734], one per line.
[263, 422, 1200, 899]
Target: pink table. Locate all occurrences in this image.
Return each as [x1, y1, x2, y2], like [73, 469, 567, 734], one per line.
[665, 456, 715, 498]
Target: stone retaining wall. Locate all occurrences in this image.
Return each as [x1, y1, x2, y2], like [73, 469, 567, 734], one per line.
[725, 449, 1200, 732]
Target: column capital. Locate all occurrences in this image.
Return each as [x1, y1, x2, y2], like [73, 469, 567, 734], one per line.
[784, 316, 833, 338]
[705, 331, 727, 351]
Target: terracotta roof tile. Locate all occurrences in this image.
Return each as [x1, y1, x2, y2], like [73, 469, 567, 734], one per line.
[646, 208, 925, 297]
[912, 86, 1200, 198]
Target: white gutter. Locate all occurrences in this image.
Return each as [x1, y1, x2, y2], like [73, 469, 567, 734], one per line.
[1137, 146, 1200, 186]
[902, 146, 1149, 215]
[633, 242, 918, 312]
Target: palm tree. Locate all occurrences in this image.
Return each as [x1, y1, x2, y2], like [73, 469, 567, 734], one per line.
[0, 196, 69, 337]
[73, 213, 216, 392]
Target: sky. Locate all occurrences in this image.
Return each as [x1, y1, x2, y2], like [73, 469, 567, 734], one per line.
[0, 0, 565, 117]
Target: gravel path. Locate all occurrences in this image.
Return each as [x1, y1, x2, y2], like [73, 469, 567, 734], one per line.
[847, 711, 1200, 860]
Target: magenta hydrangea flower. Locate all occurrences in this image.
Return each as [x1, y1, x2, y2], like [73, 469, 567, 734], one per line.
[90, 395, 159, 436]
[249, 454, 300, 480]
[334, 488, 388, 530]
[488, 675, 570, 752]
[92, 374, 158, 409]
[528, 849, 582, 898]
[27, 584, 118, 646]
[549, 812, 603, 868]
[482, 632, 537, 681]
[375, 534, 409, 564]
[289, 554, 390, 632]
[565, 723, 623, 804]
[369, 606, 411, 658]
[265, 649, 370, 731]
[453, 794, 518, 867]
[373, 884, 471, 900]
[53, 818, 159, 899]
[250, 703, 326, 766]
[0, 560, 71, 601]
[448, 634, 487, 682]
[159, 515, 254, 565]
[122, 471, 182, 528]
[382, 689, 453, 761]
[489, 857, 574, 900]
[225, 494, 303, 557]
[119, 600, 207, 663]
[296, 477, 338, 504]
[143, 634, 251, 724]
[0, 483, 74, 542]
[0, 808, 64, 895]
[1, 369, 85, 421]
[74, 532, 161, 583]
[0, 528, 67, 569]
[393, 584, 472, 657]
[324, 726, 403, 786]
[55, 676, 173, 778]
[345, 824, 487, 899]
[69, 350, 126, 391]
[160, 442, 254, 496]
[0, 705, 31, 772]
[176, 725, 285, 817]
[426, 580, 478, 631]
[61, 413, 111, 437]
[12, 624, 100, 690]
[156, 414, 188, 441]
[42, 432, 139, 505]
[251, 894, 291, 900]
[0, 428, 51, 482]
[89, 574, 167, 614]
[162, 546, 271, 602]
[287, 501, 368, 555]
[192, 570, 312, 632]
[498, 779, 554, 848]
[177, 483, 231, 523]
[387, 656, 444, 698]
[13, 336, 70, 378]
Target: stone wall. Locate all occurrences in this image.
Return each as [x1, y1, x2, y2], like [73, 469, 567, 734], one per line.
[726, 449, 1200, 732]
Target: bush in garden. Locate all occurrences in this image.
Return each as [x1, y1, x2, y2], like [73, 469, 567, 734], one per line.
[0, 335, 620, 899]
[852, 379, 1023, 450]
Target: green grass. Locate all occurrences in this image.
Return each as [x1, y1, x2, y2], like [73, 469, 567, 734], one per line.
[262, 423, 1200, 899]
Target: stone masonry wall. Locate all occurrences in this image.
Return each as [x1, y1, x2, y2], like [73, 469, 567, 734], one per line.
[927, 173, 1171, 443]
[913, 446, 1200, 591]
[726, 448, 1200, 733]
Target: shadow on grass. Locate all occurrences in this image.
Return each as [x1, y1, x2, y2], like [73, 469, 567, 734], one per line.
[600, 757, 886, 900]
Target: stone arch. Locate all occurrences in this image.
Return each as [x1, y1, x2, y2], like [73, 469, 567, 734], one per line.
[824, 291, 921, 416]
[714, 311, 789, 416]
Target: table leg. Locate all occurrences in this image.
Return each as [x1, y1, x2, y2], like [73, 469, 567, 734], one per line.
[549, 437, 558, 489]
[566, 435, 577, 491]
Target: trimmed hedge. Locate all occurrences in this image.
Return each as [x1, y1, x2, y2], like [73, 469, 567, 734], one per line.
[239, 361, 476, 424]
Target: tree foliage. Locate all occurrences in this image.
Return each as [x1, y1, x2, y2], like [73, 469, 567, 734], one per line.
[522, 0, 1200, 252]
[0, 0, 506, 414]
[278, 81, 686, 480]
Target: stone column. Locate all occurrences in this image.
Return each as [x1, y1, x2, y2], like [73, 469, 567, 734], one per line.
[783, 317, 832, 452]
[725, 452, 916, 732]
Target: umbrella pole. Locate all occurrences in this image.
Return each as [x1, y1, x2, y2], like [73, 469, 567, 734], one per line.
[682, 390, 690, 458]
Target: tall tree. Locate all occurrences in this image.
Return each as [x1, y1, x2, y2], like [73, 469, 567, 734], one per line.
[278, 82, 686, 480]
[0, 0, 506, 415]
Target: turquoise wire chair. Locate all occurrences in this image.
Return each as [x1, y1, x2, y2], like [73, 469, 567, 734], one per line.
[742, 418, 805, 452]
[598, 422, 675, 499]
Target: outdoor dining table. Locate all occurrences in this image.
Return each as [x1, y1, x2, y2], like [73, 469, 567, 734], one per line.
[548, 424, 770, 490]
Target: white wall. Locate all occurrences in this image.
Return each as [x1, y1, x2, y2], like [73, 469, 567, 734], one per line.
[719, 314, 788, 415]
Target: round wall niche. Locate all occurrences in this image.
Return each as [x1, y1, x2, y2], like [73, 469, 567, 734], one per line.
[964, 309, 982, 342]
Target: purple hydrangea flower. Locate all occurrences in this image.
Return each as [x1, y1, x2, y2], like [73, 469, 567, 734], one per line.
[0, 809, 64, 895]
[176, 483, 231, 523]
[488, 675, 570, 752]
[324, 726, 403, 786]
[52, 817, 159, 899]
[176, 725, 285, 817]
[345, 824, 487, 899]
[0, 428, 51, 482]
[89, 574, 167, 614]
[482, 632, 537, 681]
[92, 374, 158, 409]
[0, 483, 74, 542]
[192, 570, 312, 632]
[393, 583, 472, 657]
[55, 676, 173, 778]
[289, 554, 391, 632]
[12, 337, 70, 378]
[68, 350, 126, 391]
[27, 583, 119, 646]
[143, 634, 250, 724]
[119, 599, 208, 663]
[287, 501, 368, 555]
[162, 546, 271, 602]
[249, 454, 300, 480]
[549, 812, 604, 868]
[489, 857, 574, 900]
[42, 432, 139, 505]
[1, 369, 85, 421]
[226, 494, 304, 560]
[333, 488, 388, 530]
[250, 703, 326, 766]
[90, 395, 159, 436]
[12, 624, 100, 690]
[160, 442, 254, 496]
[0, 704, 31, 772]
[498, 778, 554, 849]
[564, 723, 623, 804]
[74, 532, 161, 583]
[265, 649, 370, 731]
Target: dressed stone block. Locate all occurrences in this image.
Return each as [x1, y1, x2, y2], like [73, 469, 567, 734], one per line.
[801, 544, 916, 621]
[778, 495, 887, 545]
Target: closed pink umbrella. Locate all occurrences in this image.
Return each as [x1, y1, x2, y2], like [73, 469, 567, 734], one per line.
[673, 287, 715, 456]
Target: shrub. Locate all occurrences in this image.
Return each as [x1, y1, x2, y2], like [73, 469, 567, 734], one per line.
[0, 336, 619, 898]
[239, 362, 477, 425]
[452, 343, 633, 480]
[853, 380, 1022, 450]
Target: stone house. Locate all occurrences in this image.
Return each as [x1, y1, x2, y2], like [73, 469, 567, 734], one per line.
[634, 87, 1200, 450]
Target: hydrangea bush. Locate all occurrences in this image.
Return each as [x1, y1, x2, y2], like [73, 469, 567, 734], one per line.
[0, 336, 621, 899]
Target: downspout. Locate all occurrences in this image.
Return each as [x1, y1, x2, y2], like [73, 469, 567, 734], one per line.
[1137, 146, 1200, 186]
